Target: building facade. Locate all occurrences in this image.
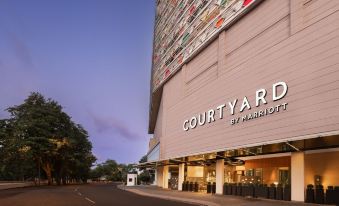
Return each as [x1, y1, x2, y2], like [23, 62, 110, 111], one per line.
[145, 0, 339, 203]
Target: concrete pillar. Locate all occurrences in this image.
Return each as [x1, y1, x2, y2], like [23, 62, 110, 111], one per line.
[178, 163, 185, 191]
[216, 159, 225, 194]
[291, 152, 305, 202]
[153, 168, 157, 185]
[163, 165, 169, 189]
[156, 166, 163, 187]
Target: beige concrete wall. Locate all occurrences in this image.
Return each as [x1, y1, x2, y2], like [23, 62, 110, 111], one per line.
[305, 150, 339, 188]
[154, 97, 163, 141]
[157, 0, 339, 160]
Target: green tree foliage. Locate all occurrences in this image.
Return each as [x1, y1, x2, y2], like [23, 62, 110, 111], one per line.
[138, 155, 147, 172]
[138, 170, 151, 183]
[138, 155, 152, 184]
[120, 163, 135, 183]
[0, 92, 96, 185]
[90, 160, 136, 182]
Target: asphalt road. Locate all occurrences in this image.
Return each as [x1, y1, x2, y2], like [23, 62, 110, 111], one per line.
[0, 183, 196, 206]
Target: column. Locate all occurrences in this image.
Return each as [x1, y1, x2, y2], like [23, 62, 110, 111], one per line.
[163, 165, 169, 189]
[153, 168, 157, 185]
[291, 152, 305, 201]
[216, 159, 225, 195]
[178, 163, 185, 191]
[156, 166, 163, 187]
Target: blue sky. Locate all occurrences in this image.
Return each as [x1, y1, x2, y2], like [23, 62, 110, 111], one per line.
[0, 0, 155, 164]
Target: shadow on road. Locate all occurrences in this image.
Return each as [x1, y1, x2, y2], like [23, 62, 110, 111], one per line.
[0, 182, 198, 206]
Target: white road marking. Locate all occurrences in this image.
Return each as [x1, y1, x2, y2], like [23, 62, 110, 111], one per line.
[85, 197, 95, 204]
[74, 187, 95, 204]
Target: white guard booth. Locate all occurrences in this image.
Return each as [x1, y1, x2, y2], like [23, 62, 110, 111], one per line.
[127, 173, 138, 186]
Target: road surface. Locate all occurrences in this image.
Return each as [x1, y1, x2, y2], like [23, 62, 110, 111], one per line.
[0, 183, 196, 206]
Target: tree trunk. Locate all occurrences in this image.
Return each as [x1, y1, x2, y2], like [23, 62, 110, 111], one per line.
[62, 177, 67, 185]
[42, 162, 52, 185]
[56, 175, 61, 185]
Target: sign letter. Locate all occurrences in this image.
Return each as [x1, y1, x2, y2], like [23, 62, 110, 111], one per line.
[256, 88, 267, 106]
[240, 96, 251, 112]
[228, 99, 238, 115]
[183, 120, 189, 131]
[273, 82, 288, 101]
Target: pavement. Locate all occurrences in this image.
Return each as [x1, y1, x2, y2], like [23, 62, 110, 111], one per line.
[0, 182, 196, 206]
[119, 185, 330, 206]
[0, 182, 34, 190]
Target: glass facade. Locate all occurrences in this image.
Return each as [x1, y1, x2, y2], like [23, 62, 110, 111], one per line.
[185, 164, 216, 192]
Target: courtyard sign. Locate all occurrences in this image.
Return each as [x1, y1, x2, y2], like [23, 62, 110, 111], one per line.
[183, 81, 288, 131]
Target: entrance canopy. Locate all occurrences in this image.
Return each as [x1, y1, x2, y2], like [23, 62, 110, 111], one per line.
[138, 135, 339, 168]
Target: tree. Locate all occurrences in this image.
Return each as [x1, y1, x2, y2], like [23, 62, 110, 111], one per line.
[139, 155, 147, 163]
[0, 119, 36, 181]
[89, 159, 139, 182]
[138, 155, 147, 172]
[90, 159, 124, 181]
[0, 92, 95, 184]
[138, 155, 152, 184]
[120, 163, 135, 183]
[139, 170, 151, 183]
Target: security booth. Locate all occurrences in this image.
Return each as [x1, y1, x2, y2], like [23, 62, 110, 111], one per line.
[127, 173, 137, 186]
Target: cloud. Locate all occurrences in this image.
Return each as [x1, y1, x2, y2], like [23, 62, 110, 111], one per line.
[88, 111, 142, 141]
[6, 31, 34, 69]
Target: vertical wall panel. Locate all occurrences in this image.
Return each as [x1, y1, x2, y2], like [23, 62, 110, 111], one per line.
[156, 0, 339, 160]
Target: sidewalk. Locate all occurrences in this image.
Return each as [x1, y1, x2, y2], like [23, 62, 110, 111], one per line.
[0, 182, 34, 190]
[118, 185, 327, 206]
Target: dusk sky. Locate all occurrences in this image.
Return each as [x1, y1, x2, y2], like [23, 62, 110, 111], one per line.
[0, 0, 155, 164]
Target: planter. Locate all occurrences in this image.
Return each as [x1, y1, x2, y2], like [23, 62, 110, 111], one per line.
[207, 182, 212, 193]
[268, 184, 276, 199]
[305, 184, 315, 203]
[315, 185, 324, 204]
[283, 185, 291, 201]
[276, 185, 283, 200]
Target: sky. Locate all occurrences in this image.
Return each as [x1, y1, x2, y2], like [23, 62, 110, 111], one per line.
[0, 0, 155, 164]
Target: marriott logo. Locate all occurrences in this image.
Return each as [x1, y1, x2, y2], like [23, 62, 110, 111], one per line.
[183, 82, 288, 131]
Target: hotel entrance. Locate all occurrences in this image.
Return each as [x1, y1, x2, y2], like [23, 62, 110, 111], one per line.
[179, 155, 290, 194]
[222, 155, 291, 199]
[230, 156, 291, 186]
[184, 163, 216, 192]
[148, 136, 339, 203]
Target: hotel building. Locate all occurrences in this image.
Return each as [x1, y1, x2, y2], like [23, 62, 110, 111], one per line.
[144, 0, 339, 203]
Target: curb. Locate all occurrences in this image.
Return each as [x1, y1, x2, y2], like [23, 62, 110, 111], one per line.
[0, 182, 35, 190]
[117, 185, 220, 206]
